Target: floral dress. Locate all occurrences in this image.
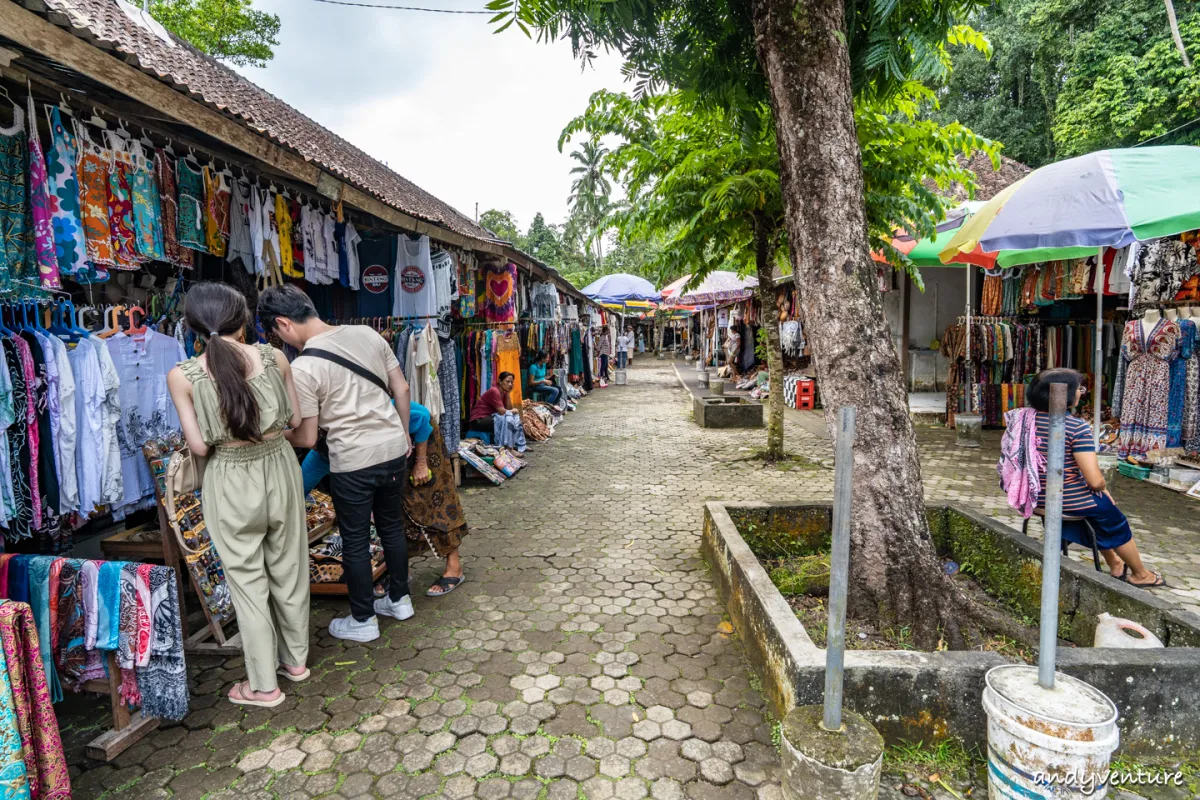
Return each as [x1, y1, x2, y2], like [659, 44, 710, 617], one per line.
[76, 131, 115, 275]
[44, 108, 90, 281]
[129, 145, 164, 261]
[106, 146, 143, 270]
[1115, 318, 1182, 457]
[24, 95, 60, 290]
[1168, 318, 1195, 447]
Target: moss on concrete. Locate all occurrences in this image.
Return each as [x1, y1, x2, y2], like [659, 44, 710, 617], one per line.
[769, 554, 831, 596]
[736, 506, 830, 559]
[783, 705, 884, 769]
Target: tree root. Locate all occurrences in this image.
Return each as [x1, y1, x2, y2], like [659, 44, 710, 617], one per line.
[935, 574, 1041, 651]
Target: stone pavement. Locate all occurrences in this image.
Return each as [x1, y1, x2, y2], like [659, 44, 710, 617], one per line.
[57, 357, 1199, 799]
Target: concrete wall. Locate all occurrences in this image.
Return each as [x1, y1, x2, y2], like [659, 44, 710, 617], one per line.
[885, 267, 968, 391]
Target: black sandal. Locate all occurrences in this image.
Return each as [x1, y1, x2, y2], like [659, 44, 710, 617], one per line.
[1126, 571, 1168, 589]
[427, 575, 465, 597]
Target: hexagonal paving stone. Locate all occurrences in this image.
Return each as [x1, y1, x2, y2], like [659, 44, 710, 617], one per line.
[660, 720, 692, 741]
[465, 752, 499, 778]
[700, 757, 735, 785]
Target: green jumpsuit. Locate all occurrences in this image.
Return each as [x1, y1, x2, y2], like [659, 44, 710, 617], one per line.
[179, 344, 309, 693]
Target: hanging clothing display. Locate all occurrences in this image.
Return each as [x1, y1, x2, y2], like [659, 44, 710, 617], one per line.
[393, 235, 436, 320]
[431, 249, 456, 320]
[1167, 318, 1195, 447]
[153, 150, 190, 270]
[202, 167, 229, 258]
[0, 598, 70, 800]
[275, 192, 297, 279]
[483, 262, 517, 323]
[174, 157, 207, 253]
[107, 331, 186, 514]
[44, 107, 88, 282]
[1114, 318, 1181, 458]
[226, 179, 254, 273]
[1129, 237, 1199, 308]
[77, 132, 115, 275]
[403, 325, 444, 424]
[459, 253, 477, 318]
[24, 96, 60, 291]
[128, 146, 165, 263]
[106, 147, 143, 270]
[437, 336, 460, 454]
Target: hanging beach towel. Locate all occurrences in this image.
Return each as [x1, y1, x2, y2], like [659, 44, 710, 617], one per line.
[483, 261, 517, 323]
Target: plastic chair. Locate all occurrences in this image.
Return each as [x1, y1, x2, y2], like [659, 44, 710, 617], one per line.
[1022, 512, 1103, 572]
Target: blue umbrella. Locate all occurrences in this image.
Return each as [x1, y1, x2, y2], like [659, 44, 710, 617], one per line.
[581, 273, 661, 303]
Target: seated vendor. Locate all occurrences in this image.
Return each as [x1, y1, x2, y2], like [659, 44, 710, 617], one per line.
[528, 351, 562, 405]
[467, 371, 515, 436]
[1028, 368, 1163, 588]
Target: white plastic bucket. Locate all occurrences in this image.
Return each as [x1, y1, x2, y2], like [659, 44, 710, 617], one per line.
[614, 369, 627, 386]
[697, 370, 709, 387]
[983, 665, 1119, 799]
[709, 379, 725, 395]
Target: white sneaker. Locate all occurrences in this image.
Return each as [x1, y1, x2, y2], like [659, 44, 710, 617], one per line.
[328, 615, 380, 642]
[374, 594, 414, 621]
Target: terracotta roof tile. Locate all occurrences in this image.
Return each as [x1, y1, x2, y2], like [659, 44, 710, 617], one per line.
[40, 0, 496, 243]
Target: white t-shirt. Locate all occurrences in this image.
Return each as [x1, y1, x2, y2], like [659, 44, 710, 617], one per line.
[432, 249, 455, 319]
[345, 221, 363, 291]
[617, 334, 631, 353]
[393, 234, 437, 320]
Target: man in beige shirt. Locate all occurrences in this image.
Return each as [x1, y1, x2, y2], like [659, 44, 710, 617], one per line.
[260, 285, 414, 643]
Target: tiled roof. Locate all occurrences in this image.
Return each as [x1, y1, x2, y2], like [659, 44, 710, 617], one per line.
[38, 0, 497, 244]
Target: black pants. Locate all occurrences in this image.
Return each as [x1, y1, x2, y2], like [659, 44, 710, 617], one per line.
[329, 456, 410, 621]
[599, 354, 610, 379]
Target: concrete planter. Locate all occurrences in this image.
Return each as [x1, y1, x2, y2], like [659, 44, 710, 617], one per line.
[693, 396, 764, 428]
[701, 500, 1200, 756]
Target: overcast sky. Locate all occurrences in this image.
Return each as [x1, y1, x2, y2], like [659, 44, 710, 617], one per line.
[235, 0, 628, 235]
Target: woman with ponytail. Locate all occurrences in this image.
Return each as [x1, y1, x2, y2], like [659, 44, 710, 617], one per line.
[167, 282, 310, 708]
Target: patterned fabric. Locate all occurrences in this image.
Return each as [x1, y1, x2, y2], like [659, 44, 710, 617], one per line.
[1116, 318, 1181, 458]
[51, 560, 84, 692]
[25, 558, 62, 704]
[116, 565, 140, 706]
[44, 108, 88, 281]
[129, 151, 164, 261]
[276, 193, 298, 278]
[154, 150, 191, 269]
[135, 566, 188, 721]
[11, 340, 41, 535]
[106, 153, 143, 270]
[437, 337, 460, 452]
[1168, 318, 1195, 447]
[0, 600, 71, 800]
[174, 158, 207, 252]
[134, 564, 152, 668]
[24, 96, 60, 291]
[202, 167, 229, 257]
[76, 139, 115, 271]
[404, 421, 469, 558]
[0, 624, 31, 800]
[0, 106, 29, 289]
[459, 255, 477, 318]
[483, 261, 517, 323]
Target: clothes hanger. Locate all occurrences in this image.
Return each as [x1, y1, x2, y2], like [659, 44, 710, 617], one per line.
[127, 305, 147, 335]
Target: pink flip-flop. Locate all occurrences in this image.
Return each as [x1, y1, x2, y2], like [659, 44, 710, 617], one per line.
[229, 681, 285, 708]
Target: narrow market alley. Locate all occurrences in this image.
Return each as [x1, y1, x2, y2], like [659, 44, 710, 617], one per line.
[57, 358, 1198, 799]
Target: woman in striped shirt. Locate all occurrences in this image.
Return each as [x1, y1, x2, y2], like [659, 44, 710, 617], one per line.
[1030, 369, 1164, 588]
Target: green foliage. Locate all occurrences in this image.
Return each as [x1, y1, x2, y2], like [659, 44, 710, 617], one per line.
[568, 140, 613, 267]
[501, 0, 988, 129]
[562, 91, 783, 288]
[936, 0, 1200, 166]
[150, 0, 280, 67]
[479, 209, 523, 245]
[859, 81, 999, 286]
[565, 83, 995, 288]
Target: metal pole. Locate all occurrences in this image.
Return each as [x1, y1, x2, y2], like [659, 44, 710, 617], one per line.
[1094, 248, 1104, 445]
[823, 406, 857, 732]
[965, 266, 973, 414]
[1039, 383, 1068, 689]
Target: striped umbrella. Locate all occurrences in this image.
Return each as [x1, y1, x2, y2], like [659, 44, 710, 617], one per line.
[939, 146, 1200, 268]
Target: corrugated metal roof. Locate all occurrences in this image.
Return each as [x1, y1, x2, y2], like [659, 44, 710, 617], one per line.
[38, 0, 497, 244]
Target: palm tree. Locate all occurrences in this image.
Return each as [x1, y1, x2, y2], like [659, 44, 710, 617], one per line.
[568, 140, 612, 267]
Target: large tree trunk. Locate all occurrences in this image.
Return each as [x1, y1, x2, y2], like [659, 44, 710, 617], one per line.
[749, 0, 960, 646]
[754, 216, 785, 460]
